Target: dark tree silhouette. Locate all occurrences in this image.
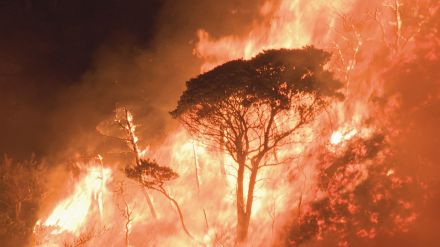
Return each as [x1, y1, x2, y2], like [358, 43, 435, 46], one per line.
[284, 134, 422, 246]
[125, 159, 193, 238]
[171, 47, 343, 242]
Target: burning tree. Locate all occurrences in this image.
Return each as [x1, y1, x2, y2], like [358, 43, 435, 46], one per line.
[171, 47, 343, 242]
[113, 181, 135, 247]
[125, 159, 193, 238]
[99, 107, 193, 238]
[284, 134, 423, 246]
[98, 107, 158, 219]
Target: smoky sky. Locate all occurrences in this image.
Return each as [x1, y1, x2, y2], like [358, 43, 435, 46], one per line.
[1, 1, 439, 246]
[0, 0, 265, 159]
[1, 0, 163, 81]
[0, 0, 162, 158]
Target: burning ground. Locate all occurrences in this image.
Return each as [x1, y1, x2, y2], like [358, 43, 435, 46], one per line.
[0, 0, 439, 246]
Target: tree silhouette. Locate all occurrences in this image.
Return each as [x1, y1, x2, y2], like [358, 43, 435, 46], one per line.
[113, 181, 135, 247]
[125, 159, 193, 238]
[98, 107, 193, 238]
[97, 107, 158, 219]
[171, 47, 343, 242]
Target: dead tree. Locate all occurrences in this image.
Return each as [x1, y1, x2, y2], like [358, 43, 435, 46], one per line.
[192, 142, 209, 231]
[113, 181, 134, 247]
[100, 107, 193, 238]
[98, 107, 157, 219]
[328, 13, 364, 93]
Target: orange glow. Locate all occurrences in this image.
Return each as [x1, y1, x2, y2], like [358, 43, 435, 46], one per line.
[32, 0, 434, 245]
[330, 128, 358, 145]
[37, 166, 112, 236]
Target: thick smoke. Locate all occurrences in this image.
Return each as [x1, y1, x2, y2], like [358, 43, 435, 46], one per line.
[0, 1, 267, 245]
[0, 0, 266, 160]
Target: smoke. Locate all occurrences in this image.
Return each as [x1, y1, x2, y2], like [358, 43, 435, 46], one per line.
[0, 2, 267, 245]
[379, 5, 440, 245]
[1, 0, 439, 246]
[0, 0, 267, 161]
[189, 0, 440, 245]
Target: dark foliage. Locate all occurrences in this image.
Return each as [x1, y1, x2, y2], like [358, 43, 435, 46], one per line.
[124, 159, 193, 238]
[284, 135, 422, 246]
[171, 46, 343, 119]
[125, 159, 178, 189]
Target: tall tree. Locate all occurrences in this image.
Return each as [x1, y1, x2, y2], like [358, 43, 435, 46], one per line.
[98, 107, 193, 238]
[171, 47, 343, 242]
[97, 107, 158, 219]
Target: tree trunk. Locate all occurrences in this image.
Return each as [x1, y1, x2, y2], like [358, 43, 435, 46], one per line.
[246, 166, 258, 221]
[142, 187, 157, 219]
[219, 131, 227, 177]
[15, 200, 22, 220]
[193, 143, 210, 231]
[236, 211, 250, 243]
[236, 159, 245, 242]
[236, 164, 259, 243]
[161, 190, 193, 239]
[125, 216, 130, 247]
[192, 142, 201, 193]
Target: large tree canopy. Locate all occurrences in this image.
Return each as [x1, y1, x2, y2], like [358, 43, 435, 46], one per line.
[171, 46, 343, 242]
[171, 46, 342, 118]
[171, 47, 343, 161]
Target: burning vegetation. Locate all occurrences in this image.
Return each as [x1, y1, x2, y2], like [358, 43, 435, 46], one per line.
[0, 0, 439, 246]
[170, 47, 343, 242]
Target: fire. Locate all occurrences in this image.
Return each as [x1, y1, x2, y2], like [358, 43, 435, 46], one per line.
[194, 0, 351, 71]
[32, 0, 434, 246]
[36, 166, 112, 236]
[330, 131, 344, 145]
[330, 128, 358, 145]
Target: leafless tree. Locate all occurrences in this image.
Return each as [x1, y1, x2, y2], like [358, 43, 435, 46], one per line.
[100, 107, 193, 238]
[113, 181, 135, 247]
[98, 107, 157, 219]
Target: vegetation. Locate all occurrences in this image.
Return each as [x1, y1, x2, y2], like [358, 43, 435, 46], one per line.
[171, 47, 343, 242]
[0, 156, 47, 246]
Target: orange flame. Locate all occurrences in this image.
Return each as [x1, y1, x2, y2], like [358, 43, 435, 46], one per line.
[33, 0, 430, 245]
[37, 166, 112, 236]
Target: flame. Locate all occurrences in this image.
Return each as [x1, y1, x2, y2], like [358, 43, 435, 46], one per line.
[194, 0, 352, 72]
[330, 128, 358, 145]
[33, 0, 433, 245]
[38, 166, 112, 236]
[330, 131, 344, 144]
